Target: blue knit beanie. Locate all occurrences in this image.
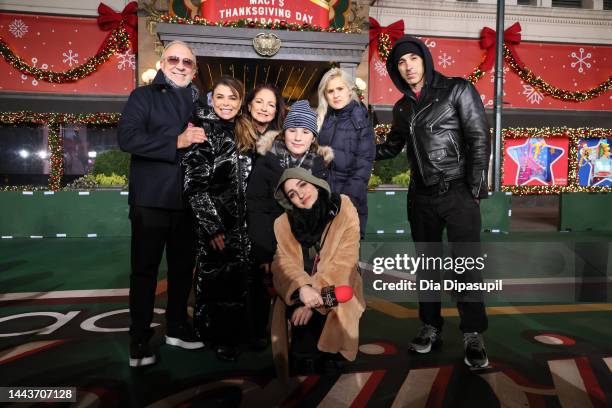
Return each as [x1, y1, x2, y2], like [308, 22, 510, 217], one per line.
[283, 100, 318, 137]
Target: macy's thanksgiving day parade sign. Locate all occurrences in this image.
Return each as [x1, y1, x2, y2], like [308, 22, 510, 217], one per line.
[201, 0, 330, 27]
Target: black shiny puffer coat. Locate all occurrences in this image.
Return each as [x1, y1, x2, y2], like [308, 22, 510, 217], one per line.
[182, 106, 253, 343]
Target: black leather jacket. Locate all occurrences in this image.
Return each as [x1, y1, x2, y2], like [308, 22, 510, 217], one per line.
[377, 71, 490, 198]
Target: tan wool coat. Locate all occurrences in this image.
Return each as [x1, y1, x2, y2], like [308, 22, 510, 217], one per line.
[270, 195, 365, 375]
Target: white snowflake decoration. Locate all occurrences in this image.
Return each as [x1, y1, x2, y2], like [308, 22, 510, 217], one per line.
[438, 52, 455, 69]
[522, 85, 544, 105]
[116, 50, 136, 70]
[21, 57, 48, 87]
[62, 50, 79, 67]
[374, 59, 388, 77]
[423, 39, 436, 49]
[9, 19, 28, 38]
[480, 94, 493, 108]
[569, 48, 592, 74]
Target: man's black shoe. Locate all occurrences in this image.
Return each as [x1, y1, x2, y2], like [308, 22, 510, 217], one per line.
[165, 324, 205, 350]
[463, 332, 489, 368]
[129, 342, 156, 367]
[409, 324, 442, 353]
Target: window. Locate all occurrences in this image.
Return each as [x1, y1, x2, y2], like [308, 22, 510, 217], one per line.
[517, 0, 533, 5]
[62, 125, 120, 176]
[552, 0, 582, 8]
[0, 125, 120, 186]
[604, 0, 612, 10]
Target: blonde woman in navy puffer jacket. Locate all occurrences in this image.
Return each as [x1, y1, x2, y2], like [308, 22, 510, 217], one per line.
[316, 68, 376, 238]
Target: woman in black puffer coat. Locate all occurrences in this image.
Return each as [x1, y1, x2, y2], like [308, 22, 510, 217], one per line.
[183, 76, 258, 362]
[317, 68, 376, 238]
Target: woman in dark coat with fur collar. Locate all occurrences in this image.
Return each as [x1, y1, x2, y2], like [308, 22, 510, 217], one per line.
[183, 76, 257, 361]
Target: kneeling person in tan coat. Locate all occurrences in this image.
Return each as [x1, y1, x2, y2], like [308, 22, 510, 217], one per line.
[270, 167, 365, 377]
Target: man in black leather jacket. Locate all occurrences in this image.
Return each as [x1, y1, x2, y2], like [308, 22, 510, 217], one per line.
[376, 35, 491, 368]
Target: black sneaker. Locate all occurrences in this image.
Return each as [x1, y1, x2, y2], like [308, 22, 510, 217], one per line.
[410, 324, 442, 353]
[463, 332, 489, 368]
[165, 324, 205, 350]
[129, 342, 156, 367]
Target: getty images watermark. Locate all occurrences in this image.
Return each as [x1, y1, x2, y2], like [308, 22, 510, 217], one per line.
[370, 253, 503, 293]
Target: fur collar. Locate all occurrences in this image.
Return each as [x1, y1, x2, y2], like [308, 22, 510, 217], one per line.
[256, 130, 334, 164]
[256, 130, 280, 155]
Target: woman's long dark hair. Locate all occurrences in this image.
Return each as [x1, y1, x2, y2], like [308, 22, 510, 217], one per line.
[211, 76, 257, 153]
[244, 83, 287, 132]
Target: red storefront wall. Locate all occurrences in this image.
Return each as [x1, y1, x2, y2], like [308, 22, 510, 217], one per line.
[0, 13, 135, 95]
[370, 36, 611, 111]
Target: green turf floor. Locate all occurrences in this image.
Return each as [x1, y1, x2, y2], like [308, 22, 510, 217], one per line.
[1, 234, 611, 407]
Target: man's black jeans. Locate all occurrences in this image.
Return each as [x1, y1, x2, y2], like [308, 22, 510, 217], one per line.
[128, 205, 196, 344]
[408, 182, 488, 334]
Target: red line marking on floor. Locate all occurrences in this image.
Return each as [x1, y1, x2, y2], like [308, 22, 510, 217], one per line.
[351, 370, 386, 408]
[281, 375, 320, 408]
[155, 279, 168, 295]
[575, 356, 608, 408]
[426, 365, 453, 408]
[0, 339, 66, 365]
[489, 363, 556, 390]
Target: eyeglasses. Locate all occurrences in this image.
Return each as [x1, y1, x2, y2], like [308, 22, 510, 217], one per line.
[164, 56, 195, 69]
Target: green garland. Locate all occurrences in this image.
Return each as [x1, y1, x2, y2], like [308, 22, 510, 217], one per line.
[0, 24, 130, 83]
[155, 14, 361, 34]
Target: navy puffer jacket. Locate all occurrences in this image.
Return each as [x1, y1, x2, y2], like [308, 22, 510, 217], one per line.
[318, 100, 375, 237]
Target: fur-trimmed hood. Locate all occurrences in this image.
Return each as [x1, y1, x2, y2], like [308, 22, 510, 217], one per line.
[255, 130, 334, 163]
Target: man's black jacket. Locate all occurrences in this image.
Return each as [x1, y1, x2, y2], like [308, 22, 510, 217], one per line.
[377, 71, 490, 198]
[376, 35, 490, 199]
[118, 70, 195, 209]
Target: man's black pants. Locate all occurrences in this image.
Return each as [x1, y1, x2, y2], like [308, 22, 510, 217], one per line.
[408, 182, 488, 334]
[128, 205, 196, 344]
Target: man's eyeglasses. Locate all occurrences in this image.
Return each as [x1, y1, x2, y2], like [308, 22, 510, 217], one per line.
[164, 56, 195, 69]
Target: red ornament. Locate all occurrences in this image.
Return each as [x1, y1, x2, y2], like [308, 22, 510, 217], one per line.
[248, 21, 256, 28]
[368, 18, 405, 61]
[479, 22, 523, 71]
[97, 1, 138, 52]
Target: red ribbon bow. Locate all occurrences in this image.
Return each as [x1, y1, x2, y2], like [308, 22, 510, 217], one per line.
[369, 17, 405, 61]
[479, 22, 523, 72]
[97, 1, 138, 53]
